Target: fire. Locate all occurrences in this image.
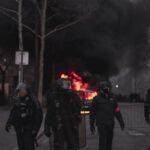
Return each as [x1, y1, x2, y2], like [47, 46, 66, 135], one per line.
[60, 71, 97, 100]
[61, 74, 69, 79]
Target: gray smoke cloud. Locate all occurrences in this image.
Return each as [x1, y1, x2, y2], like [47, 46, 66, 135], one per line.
[0, 0, 150, 79]
[62, 0, 150, 77]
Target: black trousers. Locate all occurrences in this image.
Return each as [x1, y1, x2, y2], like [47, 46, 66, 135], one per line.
[97, 124, 114, 150]
[16, 129, 35, 150]
[53, 125, 78, 150]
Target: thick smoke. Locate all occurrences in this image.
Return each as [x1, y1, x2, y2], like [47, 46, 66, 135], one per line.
[61, 0, 150, 77]
[0, 0, 150, 79]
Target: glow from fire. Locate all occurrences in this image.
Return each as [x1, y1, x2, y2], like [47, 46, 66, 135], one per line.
[60, 71, 97, 100]
[61, 74, 69, 79]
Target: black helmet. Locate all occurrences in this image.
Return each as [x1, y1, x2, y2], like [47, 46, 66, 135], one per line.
[15, 82, 30, 93]
[99, 81, 111, 97]
[56, 78, 71, 90]
[16, 82, 27, 91]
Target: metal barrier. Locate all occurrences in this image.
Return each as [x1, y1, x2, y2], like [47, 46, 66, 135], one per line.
[115, 103, 150, 128]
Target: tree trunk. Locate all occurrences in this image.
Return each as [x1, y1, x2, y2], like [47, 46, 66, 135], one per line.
[0, 70, 5, 104]
[38, 0, 47, 104]
[51, 45, 55, 85]
[1, 71, 5, 98]
[35, 11, 40, 94]
[0, 64, 9, 104]
[18, 0, 24, 83]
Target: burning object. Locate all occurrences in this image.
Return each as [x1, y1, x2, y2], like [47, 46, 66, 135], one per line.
[60, 71, 98, 114]
[60, 71, 97, 100]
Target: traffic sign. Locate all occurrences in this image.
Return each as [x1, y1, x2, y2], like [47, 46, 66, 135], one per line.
[15, 51, 29, 65]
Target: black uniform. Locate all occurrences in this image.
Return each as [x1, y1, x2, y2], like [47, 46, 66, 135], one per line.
[5, 95, 43, 150]
[44, 89, 82, 150]
[90, 93, 124, 150]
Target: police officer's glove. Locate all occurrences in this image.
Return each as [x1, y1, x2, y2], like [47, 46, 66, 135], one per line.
[90, 124, 95, 134]
[5, 123, 11, 132]
[44, 129, 51, 137]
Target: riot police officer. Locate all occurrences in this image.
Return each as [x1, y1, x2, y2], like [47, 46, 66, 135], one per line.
[90, 81, 125, 150]
[5, 82, 43, 150]
[44, 78, 82, 150]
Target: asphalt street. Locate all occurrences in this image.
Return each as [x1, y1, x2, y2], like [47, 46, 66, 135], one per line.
[1, 103, 150, 150]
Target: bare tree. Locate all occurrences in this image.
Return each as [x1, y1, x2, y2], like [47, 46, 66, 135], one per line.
[0, 0, 98, 104]
[18, 0, 24, 83]
[38, 0, 47, 104]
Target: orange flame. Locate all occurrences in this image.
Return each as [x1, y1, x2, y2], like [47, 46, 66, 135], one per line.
[60, 71, 97, 100]
[61, 74, 69, 79]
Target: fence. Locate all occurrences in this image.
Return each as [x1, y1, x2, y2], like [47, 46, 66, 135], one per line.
[115, 103, 149, 128]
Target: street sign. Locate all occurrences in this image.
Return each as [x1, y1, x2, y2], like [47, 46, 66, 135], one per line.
[15, 51, 29, 65]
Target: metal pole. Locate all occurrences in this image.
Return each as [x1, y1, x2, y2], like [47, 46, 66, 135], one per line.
[18, 0, 24, 83]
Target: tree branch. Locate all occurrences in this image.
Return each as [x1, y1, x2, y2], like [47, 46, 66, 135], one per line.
[44, 13, 91, 38]
[34, 0, 42, 16]
[0, 8, 41, 38]
[46, 14, 58, 23]
[0, 6, 18, 14]
[44, 18, 80, 38]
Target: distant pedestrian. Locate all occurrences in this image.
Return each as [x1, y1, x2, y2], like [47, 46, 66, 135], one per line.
[44, 78, 82, 150]
[5, 82, 43, 150]
[90, 81, 125, 150]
